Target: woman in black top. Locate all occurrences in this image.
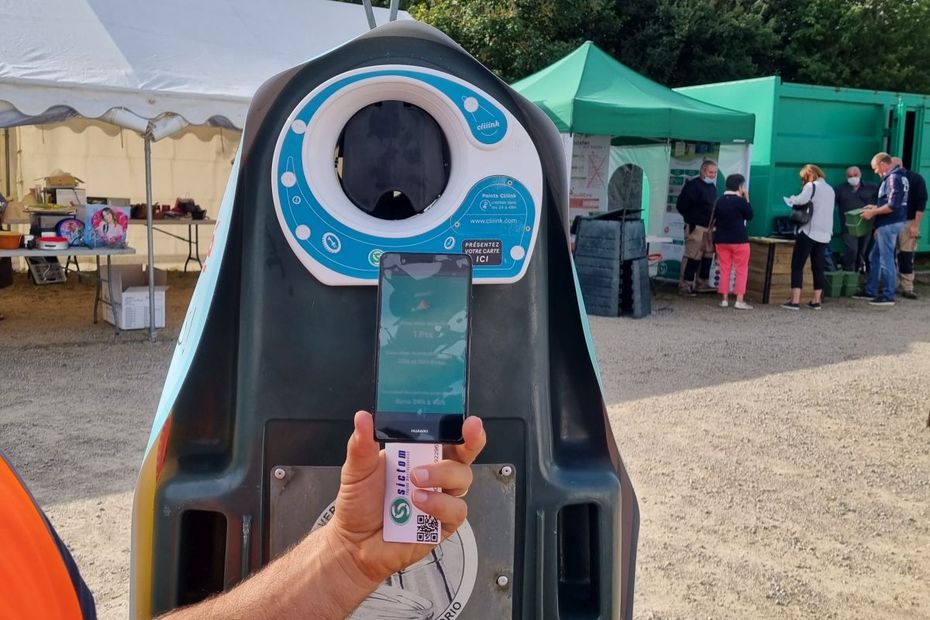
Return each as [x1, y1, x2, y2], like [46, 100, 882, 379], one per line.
[712, 174, 754, 309]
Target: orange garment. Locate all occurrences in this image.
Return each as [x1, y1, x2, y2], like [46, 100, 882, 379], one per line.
[0, 453, 84, 619]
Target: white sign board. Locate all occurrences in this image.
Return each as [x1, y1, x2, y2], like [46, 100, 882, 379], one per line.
[569, 134, 610, 220]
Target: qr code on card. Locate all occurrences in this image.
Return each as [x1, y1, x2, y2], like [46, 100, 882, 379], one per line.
[416, 514, 440, 543]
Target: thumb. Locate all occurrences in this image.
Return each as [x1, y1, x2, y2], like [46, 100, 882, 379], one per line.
[342, 411, 380, 484]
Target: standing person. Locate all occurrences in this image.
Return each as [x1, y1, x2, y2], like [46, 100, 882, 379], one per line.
[834, 166, 879, 271]
[854, 153, 909, 306]
[781, 164, 836, 310]
[713, 173, 754, 310]
[676, 159, 719, 296]
[890, 157, 926, 299]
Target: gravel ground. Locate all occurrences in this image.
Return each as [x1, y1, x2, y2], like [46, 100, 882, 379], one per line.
[1, 271, 928, 619]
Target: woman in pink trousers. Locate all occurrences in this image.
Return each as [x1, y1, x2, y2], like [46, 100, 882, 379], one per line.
[712, 174, 754, 309]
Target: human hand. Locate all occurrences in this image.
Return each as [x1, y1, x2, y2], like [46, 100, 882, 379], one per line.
[909, 222, 919, 238]
[860, 208, 876, 220]
[326, 411, 486, 585]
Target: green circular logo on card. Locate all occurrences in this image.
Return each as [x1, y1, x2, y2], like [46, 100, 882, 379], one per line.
[368, 249, 384, 266]
[390, 497, 411, 524]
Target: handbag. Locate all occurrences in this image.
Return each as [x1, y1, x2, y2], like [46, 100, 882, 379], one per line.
[789, 183, 816, 226]
[701, 199, 718, 254]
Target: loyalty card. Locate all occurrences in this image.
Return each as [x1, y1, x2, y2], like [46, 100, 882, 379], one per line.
[383, 443, 442, 544]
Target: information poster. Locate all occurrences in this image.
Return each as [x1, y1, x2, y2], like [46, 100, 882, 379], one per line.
[569, 134, 610, 220]
[657, 140, 719, 280]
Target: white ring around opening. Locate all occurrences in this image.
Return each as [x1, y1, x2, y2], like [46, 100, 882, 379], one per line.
[300, 77, 481, 239]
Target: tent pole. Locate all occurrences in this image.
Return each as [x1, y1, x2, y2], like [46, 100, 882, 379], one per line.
[3, 129, 12, 197]
[361, 0, 377, 29]
[145, 137, 156, 343]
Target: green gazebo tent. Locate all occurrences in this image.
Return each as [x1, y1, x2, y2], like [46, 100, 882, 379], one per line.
[512, 41, 755, 143]
[513, 42, 755, 282]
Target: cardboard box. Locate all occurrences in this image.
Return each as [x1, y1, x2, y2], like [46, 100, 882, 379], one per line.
[78, 205, 130, 248]
[102, 265, 168, 330]
[44, 172, 83, 188]
[87, 196, 131, 207]
[49, 188, 86, 205]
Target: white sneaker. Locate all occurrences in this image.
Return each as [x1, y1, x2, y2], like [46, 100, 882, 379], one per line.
[734, 301, 754, 310]
[719, 300, 729, 308]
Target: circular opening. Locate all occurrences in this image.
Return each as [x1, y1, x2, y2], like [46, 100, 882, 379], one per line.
[335, 100, 451, 221]
[608, 164, 645, 213]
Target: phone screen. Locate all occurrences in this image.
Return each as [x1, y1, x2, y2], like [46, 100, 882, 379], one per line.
[374, 253, 471, 443]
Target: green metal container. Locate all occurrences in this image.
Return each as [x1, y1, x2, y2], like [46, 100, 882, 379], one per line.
[845, 208, 872, 237]
[678, 76, 930, 254]
[842, 270, 861, 296]
[824, 271, 845, 297]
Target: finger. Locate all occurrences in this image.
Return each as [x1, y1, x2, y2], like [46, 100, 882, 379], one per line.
[341, 411, 380, 484]
[411, 489, 468, 533]
[411, 460, 473, 496]
[445, 416, 486, 465]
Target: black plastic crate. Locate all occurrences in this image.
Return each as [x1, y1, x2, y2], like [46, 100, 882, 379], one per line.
[574, 255, 619, 275]
[574, 220, 622, 259]
[620, 219, 647, 260]
[619, 258, 651, 318]
[581, 288, 620, 317]
[579, 272, 621, 290]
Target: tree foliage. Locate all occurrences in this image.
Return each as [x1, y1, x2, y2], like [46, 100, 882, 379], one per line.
[410, 0, 623, 82]
[770, 0, 930, 92]
[339, 0, 930, 92]
[615, 1, 779, 87]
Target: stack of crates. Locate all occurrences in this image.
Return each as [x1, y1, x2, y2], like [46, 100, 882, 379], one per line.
[618, 219, 650, 318]
[574, 217, 650, 318]
[574, 220, 622, 316]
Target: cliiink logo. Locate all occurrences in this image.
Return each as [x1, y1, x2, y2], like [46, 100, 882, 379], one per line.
[391, 498, 412, 525]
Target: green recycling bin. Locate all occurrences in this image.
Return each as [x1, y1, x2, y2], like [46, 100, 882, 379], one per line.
[824, 272, 844, 297]
[845, 208, 872, 238]
[842, 271, 861, 296]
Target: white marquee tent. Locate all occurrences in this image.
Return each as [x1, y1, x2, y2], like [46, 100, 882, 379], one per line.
[0, 0, 409, 339]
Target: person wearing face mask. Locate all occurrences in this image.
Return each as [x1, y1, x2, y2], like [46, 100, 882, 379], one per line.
[676, 159, 719, 296]
[834, 166, 878, 272]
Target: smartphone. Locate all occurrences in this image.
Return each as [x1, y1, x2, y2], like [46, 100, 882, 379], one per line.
[374, 252, 472, 443]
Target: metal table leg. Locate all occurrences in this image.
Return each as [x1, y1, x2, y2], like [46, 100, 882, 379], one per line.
[94, 255, 101, 323]
[183, 224, 203, 272]
[93, 255, 121, 335]
[194, 224, 201, 269]
[65, 255, 81, 275]
[106, 254, 119, 337]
